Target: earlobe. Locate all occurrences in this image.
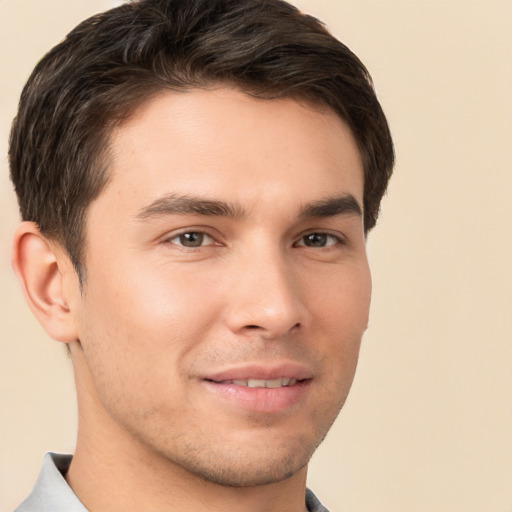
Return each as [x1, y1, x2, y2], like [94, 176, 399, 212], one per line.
[12, 221, 79, 343]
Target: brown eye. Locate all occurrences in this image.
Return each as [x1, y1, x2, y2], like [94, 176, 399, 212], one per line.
[296, 233, 339, 248]
[169, 232, 213, 248]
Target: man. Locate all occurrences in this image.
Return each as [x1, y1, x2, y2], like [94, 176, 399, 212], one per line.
[9, 0, 394, 510]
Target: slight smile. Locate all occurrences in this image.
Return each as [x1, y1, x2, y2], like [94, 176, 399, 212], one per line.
[214, 377, 299, 388]
[202, 363, 313, 413]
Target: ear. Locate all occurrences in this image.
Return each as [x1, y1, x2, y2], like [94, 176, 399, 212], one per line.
[12, 221, 79, 343]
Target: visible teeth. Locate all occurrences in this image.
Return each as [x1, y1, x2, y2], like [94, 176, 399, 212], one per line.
[231, 378, 297, 388]
[265, 378, 283, 388]
[248, 379, 266, 388]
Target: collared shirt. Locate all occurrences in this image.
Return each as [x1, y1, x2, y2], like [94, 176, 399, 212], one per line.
[15, 453, 329, 512]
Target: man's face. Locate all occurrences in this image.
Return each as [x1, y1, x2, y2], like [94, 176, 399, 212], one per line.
[70, 87, 371, 486]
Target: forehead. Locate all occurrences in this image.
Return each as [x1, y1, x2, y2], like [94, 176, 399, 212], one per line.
[95, 87, 364, 220]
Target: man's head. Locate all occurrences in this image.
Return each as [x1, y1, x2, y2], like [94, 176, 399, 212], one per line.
[9, 0, 393, 283]
[9, 0, 394, 500]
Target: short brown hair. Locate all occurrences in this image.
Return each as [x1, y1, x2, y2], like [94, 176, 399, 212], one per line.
[9, 0, 394, 282]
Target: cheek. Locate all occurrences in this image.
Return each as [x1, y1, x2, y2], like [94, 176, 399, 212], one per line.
[75, 274, 216, 422]
[307, 261, 371, 386]
[76, 258, 224, 399]
[308, 260, 371, 333]
[83, 256, 220, 342]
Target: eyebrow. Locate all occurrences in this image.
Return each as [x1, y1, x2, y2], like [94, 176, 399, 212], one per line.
[135, 194, 245, 220]
[299, 194, 362, 219]
[135, 193, 362, 221]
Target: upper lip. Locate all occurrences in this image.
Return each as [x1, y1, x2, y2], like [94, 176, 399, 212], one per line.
[203, 362, 313, 383]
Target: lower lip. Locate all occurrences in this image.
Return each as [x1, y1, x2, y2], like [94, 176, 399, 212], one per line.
[202, 380, 311, 413]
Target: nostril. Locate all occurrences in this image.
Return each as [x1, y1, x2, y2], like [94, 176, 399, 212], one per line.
[243, 322, 301, 333]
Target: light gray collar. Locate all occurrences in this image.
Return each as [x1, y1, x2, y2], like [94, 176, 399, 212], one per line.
[15, 453, 87, 512]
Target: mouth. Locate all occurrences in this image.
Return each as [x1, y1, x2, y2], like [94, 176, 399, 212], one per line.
[206, 377, 299, 388]
[201, 364, 312, 413]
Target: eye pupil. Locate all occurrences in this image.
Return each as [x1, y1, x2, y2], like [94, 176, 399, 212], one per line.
[304, 233, 327, 247]
[179, 232, 204, 247]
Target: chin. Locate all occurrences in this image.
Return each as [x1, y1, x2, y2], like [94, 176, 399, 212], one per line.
[154, 424, 327, 488]
[177, 449, 311, 488]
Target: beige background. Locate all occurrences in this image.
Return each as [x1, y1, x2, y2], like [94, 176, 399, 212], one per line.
[1, 1, 511, 511]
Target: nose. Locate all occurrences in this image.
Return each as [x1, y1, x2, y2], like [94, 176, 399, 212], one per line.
[223, 246, 306, 339]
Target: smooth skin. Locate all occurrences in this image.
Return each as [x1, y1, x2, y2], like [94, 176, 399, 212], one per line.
[13, 87, 371, 512]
